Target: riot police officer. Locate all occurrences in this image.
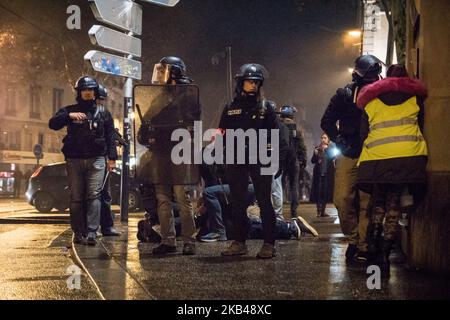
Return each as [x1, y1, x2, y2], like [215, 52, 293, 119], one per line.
[320, 55, 382, 263]
[138, 56, 197, 255]
[219, 63, 285, 259]
[279, 105, 307, 218]
[49, 76, 118, 245]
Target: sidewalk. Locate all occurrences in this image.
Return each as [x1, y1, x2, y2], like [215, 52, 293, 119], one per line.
[73, 204, 450, 300]
[0, 198, 34, 214]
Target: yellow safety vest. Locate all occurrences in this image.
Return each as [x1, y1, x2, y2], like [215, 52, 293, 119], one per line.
[358, 96, 427, 166]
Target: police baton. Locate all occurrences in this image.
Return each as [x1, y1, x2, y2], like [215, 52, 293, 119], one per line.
[101, 171, 110, 191]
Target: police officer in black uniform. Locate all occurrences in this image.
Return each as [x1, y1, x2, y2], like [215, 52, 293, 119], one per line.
[49, 76, 118, 245]
[137, 56, 198, 256]
[279, 105, 307, 218]
[219, 63, 285, 259]
[320, 55, 382, 262]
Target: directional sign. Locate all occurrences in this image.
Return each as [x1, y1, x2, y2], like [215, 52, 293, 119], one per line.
[84, 50, 142, 80]
[139, 0, 180, 7]
[89, 0, 142, 35]
[89, 25, 142, 57]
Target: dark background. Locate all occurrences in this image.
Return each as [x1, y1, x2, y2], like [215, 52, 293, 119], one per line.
[0, 0, 360, 140]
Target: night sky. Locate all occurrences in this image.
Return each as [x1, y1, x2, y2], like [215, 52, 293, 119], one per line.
[1, 0, 360, 140]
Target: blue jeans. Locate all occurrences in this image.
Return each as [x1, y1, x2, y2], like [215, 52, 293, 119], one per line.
[272, 175, 283, 219]
[66, 157, 106, 235]
[248, 215, 291, 240]
[202, 184, 255, 237]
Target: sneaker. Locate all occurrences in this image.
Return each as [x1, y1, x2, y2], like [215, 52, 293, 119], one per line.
[102, 227, 121, 236]
[86, 233, 97, 246]
[182, 243, 196, 255]
[221, 241, 248, 256]
[290, 220, 302, 240]
[200, 232, 221, 242]
[294, 216, 319, 237]
[152, 243, 176, 255]
[256, 243, 276, 259]
[345, 244, 358, 260]
[73, 233, 86, 245]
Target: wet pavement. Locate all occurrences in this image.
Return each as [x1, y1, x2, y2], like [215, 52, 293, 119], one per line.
[0, 201, 101, 300]
[74, 204, 450, 300]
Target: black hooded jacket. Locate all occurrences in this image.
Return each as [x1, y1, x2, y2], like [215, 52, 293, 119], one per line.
[321, 82, 365, 159]
[49, 102, 118, 160]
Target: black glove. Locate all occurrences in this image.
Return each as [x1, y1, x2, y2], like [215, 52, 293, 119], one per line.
[274, 167, 283, 179]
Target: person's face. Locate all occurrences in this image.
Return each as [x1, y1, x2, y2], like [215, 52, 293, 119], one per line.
[321, 134, 329, 145]
[80, 89, 95, 101]
[243, 80, 261, 94]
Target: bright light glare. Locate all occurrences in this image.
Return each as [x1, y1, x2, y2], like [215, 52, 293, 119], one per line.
[348, 30, 362, 37]
[348, 68, 354, 73]
[331, 147, 341, 157]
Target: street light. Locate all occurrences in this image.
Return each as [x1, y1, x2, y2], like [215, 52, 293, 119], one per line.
[348, 30, 362, 37]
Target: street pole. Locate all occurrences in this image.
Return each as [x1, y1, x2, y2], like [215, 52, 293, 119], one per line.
[226, 46, 233, 103]
[120, 43, 134, 223]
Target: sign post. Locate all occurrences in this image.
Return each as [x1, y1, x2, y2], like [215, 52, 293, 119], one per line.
[33, 144, 43, 168]
[86, 0, 181, 222]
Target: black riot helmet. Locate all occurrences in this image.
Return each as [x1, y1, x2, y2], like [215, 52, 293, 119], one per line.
[352, 55, 383, 85]
[151, 56, 192, 84]
[75, 76, 98, 92]
[280, 105, 296, 119]
[75, 76, 98, 102]
[234, 63, 267, 95]
[97, 84, 108, 101]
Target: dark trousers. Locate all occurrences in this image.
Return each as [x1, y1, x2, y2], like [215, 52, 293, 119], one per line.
[282, 155, 299, 216]
[316, 175, 328, 215]
[226, 164, 276, 245]
[100, 171, 114, 231]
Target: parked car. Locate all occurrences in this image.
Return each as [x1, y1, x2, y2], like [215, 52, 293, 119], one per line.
[25, 162, 142, 213]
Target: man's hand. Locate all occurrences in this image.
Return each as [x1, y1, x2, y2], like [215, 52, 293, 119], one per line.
[69, 112, 87, 121]
[107, 160, 116, 172]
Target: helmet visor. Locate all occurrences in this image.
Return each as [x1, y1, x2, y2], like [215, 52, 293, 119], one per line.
[151, 63, 170, 85]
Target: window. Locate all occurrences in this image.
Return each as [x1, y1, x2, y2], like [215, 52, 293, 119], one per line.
[52, 88, 64, 114]
[38, 133, 44, 146]
[30, 85, 41, 119]
[0, 131, 21, 150]
[5, 86, 16, 116]
[25, 133, 33, 151]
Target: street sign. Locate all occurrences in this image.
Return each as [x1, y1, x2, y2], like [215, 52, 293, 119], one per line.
[89, 25, 142, 57]
[139, 0, 180, 7]
[89, 0, 143, 35]
[33, 144, 43, 159]
[84, 50, 142, 80]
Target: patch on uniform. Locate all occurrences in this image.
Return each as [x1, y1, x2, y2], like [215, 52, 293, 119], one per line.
[228, 109, 242, 116]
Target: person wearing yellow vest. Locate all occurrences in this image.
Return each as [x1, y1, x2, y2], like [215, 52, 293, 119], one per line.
[356, 64, 428, 275]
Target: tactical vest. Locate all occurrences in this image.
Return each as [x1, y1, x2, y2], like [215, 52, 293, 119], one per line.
[358, 96, 427, 166]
